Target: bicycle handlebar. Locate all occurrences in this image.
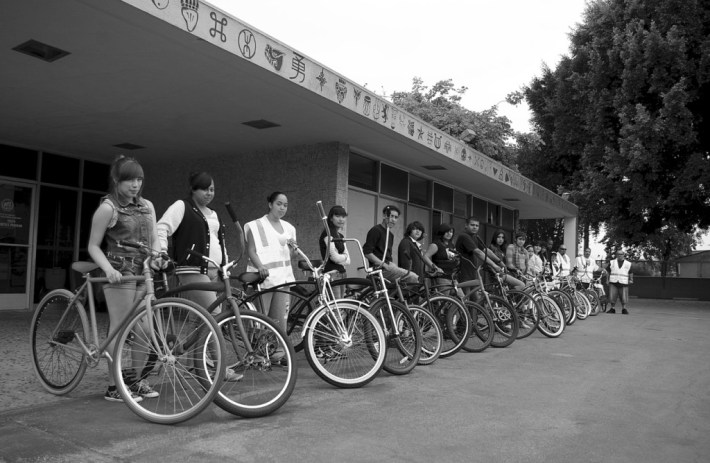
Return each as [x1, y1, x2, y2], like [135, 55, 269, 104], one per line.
[117, 240, 170, 260]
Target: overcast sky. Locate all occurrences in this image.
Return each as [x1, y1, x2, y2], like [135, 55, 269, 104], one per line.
[208, 0, 590, 133]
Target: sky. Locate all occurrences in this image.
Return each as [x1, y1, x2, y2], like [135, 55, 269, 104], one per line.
[206, 0, 710, 253]
[208, 0, 590, 133]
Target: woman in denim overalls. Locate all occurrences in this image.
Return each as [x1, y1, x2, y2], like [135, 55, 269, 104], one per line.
[87, 155, 165, 403]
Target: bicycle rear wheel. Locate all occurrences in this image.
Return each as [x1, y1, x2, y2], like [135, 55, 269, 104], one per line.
[585, 289, 601, 316]
[536, 294, 565, 338]
[30, 289, 90, 395]
[113, 298, 225, 424]
[549, 290, 575, 326]
[422, 295, 470, 358]
[486, 295, 518, 348]
[573, 291, 590, 320]
[461, 301, 494, 352]
[304, 301, 386, 388]
[370, 299, 422, 375]
[408, 304, 442, 366]
[209, 309, 297, 417]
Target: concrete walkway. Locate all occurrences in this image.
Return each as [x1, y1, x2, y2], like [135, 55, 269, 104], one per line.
[1, 298, 709, 462]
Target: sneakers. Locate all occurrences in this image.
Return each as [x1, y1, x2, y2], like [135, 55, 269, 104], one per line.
[224, 367, 244, 382]
[130, 379, 159, 398]
[271, 347, 286, 362]
[622, 308, 629, 315]
[105, 387, 143, 403]
[607, 308, 616, 314]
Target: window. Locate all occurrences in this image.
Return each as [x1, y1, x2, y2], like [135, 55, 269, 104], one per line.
[471, 196, 487, 222]
[83, 160, 110, 192]
[454, 190, 468, 217]
[502, 208, 515, 230]
[348, 152, 378, 191]
[42, 153, 80, 187]
[409, 174, 430, 207]
[433, 183, 453, 212]
[488, 203, 500, 225]
[380, 164, 408, 200]
[0, 144, 37, 180]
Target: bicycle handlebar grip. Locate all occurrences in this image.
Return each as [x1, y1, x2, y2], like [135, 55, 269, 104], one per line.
[186, 248, 207, 261]
[225, 202, 238, 223]
[316, 201, 326, 220]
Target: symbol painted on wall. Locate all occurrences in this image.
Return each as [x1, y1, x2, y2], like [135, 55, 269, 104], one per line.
[407, 120, 415, 136]
[426, 132, 433, 145]
[152, 0, 169, 9]
[372, 100, 380, 120]
[290, 53, 306, 82]
[336, 78, 348, 104]
[391, 108, 398, 129]
[265, 44, 284, 71]
[238, 29, 256, 59]
[461, 148, 467, 161]
[417, 126, 424, 140]
[381, 104, 389, 124]
[353, 88, 362, 107]
[181, 0, 199, 32]
[444, 140, 451, 153]
[434, 133, 442, 149]
[363, 95, 371, 115]
[317, 68, 327, 91]
[209, 12, 227, 42]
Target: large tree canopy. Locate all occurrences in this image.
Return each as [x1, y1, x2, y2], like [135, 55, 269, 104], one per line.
[519, 0, 710, 263]
[391, 78, 518, 168]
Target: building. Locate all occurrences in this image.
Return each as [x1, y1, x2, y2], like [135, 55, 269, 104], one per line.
[0, 0, 577, 310]
[676, 251, 710, 278]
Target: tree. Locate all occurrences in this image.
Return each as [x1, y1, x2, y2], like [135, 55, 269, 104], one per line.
[390, 78, 519, 168]
[521, 0, 710, 256]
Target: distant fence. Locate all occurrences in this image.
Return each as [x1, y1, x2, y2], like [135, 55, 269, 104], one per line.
[629, 276, 710, 301]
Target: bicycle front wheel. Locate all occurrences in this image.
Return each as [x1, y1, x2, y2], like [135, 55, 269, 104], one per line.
[408, 304, 442, 366]
[584, 289, 601, 316]
[304, 301, 386, 388]
[30, 289, 90, 395]
[507, 290, 539, 339]
[113, 298, 225, 424]
[370, 299, 422, 375]
[461, 301, 494, 353]
[536, 294, 565, 338]
[423, 295, 470, 358]
[210, 309, 297, 418]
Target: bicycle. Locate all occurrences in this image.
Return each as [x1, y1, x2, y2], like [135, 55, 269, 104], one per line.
[519, 273, 566, 338]
[30, 240, 225, 424]
[159, 238, 297, 418]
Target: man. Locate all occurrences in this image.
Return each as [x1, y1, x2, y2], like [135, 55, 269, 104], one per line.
[506, 232, 529, 277]
[575, 247, 599, 288]
[363, 205, 418, 284]
[527, 243, 543, 277]
[606, 249, 633, 314]
[552, 244, 572, 278]
[455, 217, 524, 290]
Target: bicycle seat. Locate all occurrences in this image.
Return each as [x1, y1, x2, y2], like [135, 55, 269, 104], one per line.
[234, 272, 265, 286]
[71, 261, 99, 274]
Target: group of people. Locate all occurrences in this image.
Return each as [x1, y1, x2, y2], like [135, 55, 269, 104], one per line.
[89, 155, 634, 404]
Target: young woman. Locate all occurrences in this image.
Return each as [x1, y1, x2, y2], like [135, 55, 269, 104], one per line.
[319, 205, 350, 297]
[424, 223, 458, 285]
[488, 229, 524, 290]
[399, 221, 441, 280]
[245, 191, 297, 363]
[87, 155, 163, 402]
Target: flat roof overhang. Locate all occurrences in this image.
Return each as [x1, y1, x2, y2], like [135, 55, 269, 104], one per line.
[1, 0, 577, 220]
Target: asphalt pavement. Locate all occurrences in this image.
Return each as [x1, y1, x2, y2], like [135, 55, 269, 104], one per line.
[1, 298, 709, 463]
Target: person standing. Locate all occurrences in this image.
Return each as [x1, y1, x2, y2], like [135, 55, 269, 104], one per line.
[87, 155, 162, 402]
[606, 249, 633, 314]
[398, 221, 440, 278]
[245, 191, 297, 337]
[552, 244, 572, 278]
[363, 205, 418, 284]
[506, 232, 529, 277]
[319, 205, 350, 297]
[527, 243, 543, 277]
[575, 247, 598, 288]
[490, 230, 525, 290]
[424, 223, 458, 285]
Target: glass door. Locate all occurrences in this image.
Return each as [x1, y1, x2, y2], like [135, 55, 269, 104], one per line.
[0, 182, 34, 310]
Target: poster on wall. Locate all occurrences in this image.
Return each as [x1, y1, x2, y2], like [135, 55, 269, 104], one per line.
[0, 184, 31, 245]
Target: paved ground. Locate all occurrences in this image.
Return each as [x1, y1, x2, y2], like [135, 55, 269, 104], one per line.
[1, 298, 709, 462]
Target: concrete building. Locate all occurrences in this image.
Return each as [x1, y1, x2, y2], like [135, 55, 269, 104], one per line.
[1, 0, 577, 310]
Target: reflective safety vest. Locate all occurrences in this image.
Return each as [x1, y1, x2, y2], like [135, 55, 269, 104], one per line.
[609, 259, 631, 285]
[245, 215, 296, 288]
[554, 252, 571, 277]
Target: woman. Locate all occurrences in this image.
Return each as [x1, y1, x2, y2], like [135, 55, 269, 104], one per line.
[319, 205, 350, 297]
[157, 172, 229, 313]
[527, 244, 543, 277]
[398, 221, 441, 280]
[87, 155, 162, 403]
[489, 229, 525, 290]
[424, 223, 458, 286]
[245, 191, 297, 353]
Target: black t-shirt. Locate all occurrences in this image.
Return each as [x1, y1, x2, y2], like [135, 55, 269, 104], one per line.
[363, 224, 394, 263]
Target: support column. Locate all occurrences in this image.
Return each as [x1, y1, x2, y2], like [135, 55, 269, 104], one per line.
[563, 216, 578, 260]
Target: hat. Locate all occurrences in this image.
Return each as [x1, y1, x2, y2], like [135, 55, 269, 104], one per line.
[329, 205, 347, 217]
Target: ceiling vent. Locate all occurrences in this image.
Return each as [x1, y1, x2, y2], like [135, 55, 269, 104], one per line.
[113, 143, 145, 150]
[422, 165, 447, 171]
[12, 39, 70, 62]
[242, 119, 281, 129]
[503, 198, 520, 201]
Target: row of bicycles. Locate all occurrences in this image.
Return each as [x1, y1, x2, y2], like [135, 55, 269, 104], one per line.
[29, 201, 607, 425]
